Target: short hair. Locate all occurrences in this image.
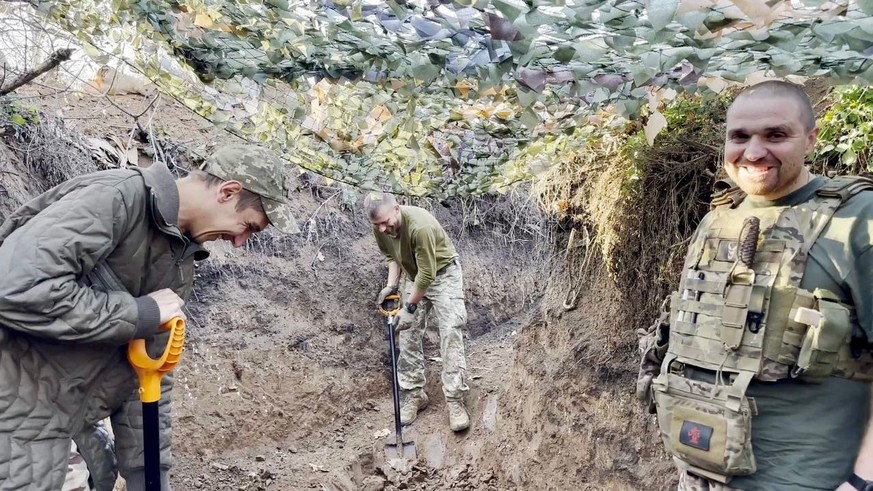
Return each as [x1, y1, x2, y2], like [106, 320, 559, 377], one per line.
[189, 169, 265, 214]
[363, 191, 397, 220]
[732, 80, 816, 131]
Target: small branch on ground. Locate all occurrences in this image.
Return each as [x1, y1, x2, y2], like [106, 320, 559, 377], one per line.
[0, 48, 74, 96]
[104, 90, 161, 129]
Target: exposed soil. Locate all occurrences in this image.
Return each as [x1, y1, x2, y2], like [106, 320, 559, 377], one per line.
[2, 85, 672, 491]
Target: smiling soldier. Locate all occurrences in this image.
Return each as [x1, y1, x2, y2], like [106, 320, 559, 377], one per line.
[637, 81, 873, 491]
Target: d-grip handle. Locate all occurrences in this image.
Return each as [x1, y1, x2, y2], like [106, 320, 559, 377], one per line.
[128, 317, 186, 403]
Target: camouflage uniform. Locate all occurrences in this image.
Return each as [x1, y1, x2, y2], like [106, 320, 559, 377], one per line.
[678, 471, 736, 491]
[62, 442, 91, 491]
[398, 261, 469, 400]
[639, 176, 873, 489]
[64, 418, 120, 491]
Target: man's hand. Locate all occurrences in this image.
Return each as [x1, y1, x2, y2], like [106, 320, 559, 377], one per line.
[835, 482, 854, 491]
[636, 303, 670, 413]
[375, 285, 398, 306]
[147, 289, 185, 325]
[393, 308, 416, 333]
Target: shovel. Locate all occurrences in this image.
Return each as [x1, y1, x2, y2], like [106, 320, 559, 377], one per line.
[378, 294, 417, 460]
[127, 317, 186, 491]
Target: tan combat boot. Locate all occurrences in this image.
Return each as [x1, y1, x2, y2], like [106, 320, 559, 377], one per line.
[399, 391, 429, 426]
[447, 400, 470, 432]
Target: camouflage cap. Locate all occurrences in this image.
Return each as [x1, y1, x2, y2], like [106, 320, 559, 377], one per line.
[202, 144, 300, 234]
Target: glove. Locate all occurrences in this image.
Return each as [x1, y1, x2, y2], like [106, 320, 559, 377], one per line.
[393, 307, 416, 333]
[636, 298, 670, 414]
[376, 285, 399, 306]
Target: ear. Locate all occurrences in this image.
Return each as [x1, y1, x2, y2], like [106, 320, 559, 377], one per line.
[217, 180, 244, 203]
[805, 126, 820, 154]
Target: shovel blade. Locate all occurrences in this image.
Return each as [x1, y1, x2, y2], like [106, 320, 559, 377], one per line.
[384, 431, 417, 460]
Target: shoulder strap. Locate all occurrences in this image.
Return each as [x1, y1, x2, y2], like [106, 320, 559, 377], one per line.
[815, 175, 873, 203]
[710, 178, 746, 210]
[710, 174, 873, 210]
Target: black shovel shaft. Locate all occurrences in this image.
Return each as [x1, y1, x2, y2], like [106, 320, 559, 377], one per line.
[142, 401, 161, 491]
[387, 319, 404, 442]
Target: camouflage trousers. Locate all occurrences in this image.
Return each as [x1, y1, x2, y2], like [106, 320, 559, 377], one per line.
[398, 261, 469, 400]
[677, 471, 737, 491]
[63, 441, 92, 491]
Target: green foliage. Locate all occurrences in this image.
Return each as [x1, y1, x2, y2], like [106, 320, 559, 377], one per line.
[3, 101, 40, 126]
[813, 85, 873, 174]
[620, 93, 729, 198]
[620, 131, 647, 194]
[661, 93, 731, 129]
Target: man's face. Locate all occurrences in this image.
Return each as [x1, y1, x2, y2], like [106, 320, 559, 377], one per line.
[370, 205, 402, 237]
[190, 182, 270, 247]
[724, 95, 819, 200]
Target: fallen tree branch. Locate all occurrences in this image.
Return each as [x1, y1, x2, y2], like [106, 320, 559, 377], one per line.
[0, 48, 74, 96]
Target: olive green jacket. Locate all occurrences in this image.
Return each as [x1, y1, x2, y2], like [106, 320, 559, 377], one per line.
[0, 162, 206, 490]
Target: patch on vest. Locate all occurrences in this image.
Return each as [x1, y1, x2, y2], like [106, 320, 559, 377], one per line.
[715, 239, 738, 262]
[679, 420, 714, 451]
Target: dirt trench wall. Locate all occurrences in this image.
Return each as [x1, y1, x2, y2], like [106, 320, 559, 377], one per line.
[0, 115, 100, 221]
[473, 251, 676, 490]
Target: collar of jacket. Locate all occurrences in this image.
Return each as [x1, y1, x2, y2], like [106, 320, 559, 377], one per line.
[136, 162, 209, 261]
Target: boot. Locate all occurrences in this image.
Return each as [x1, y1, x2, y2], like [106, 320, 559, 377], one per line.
[399, 391, 429, 426]
[447, 400, 470, 432]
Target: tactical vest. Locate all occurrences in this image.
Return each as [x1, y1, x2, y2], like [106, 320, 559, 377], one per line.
[651, 176, 873, 483]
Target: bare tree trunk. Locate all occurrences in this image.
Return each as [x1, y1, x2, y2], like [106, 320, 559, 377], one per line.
[0, 47, 73, 96]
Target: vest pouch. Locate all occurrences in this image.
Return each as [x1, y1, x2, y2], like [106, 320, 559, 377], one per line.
[652, 372, 755, 482]
[793, 290, 852, 380]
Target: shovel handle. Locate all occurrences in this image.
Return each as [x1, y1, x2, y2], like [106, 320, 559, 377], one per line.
[128, 317, 186, 403]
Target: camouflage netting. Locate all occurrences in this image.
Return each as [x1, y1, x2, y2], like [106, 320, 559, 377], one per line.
[18, 1, 873, 197]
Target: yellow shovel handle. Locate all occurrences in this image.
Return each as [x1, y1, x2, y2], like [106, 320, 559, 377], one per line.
[128, 317, 186, 403]
[378, 293, 402, 317]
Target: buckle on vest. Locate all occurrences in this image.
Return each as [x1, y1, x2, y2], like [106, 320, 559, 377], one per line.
[668, 359, 686, 376]
[746, 312, 763, 333]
